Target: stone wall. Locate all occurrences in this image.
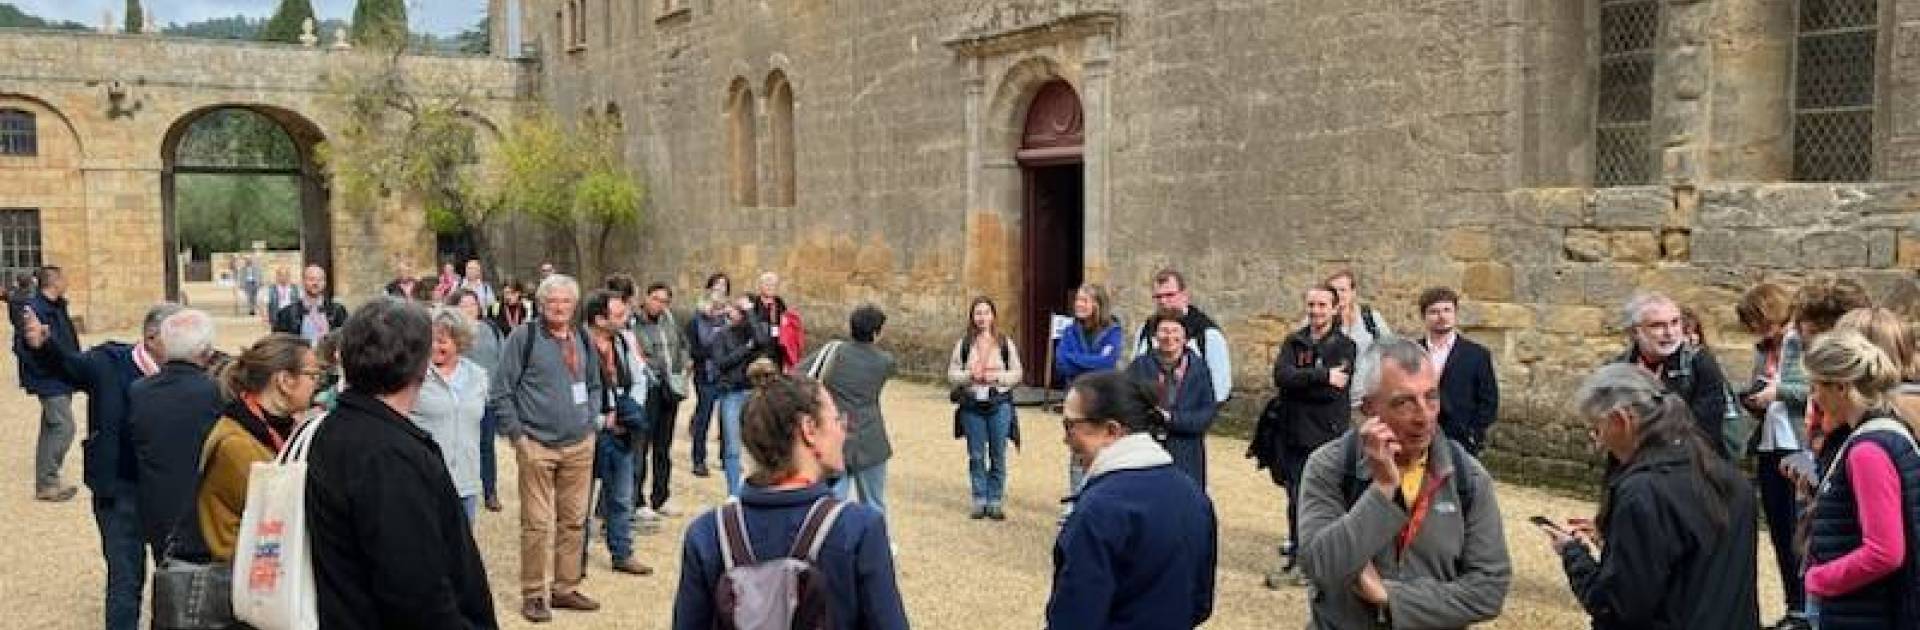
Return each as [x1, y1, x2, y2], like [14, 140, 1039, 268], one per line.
[515, 0, 1920, 485]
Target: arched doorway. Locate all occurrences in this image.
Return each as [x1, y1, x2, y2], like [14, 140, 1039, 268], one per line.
[159, 106, 331, 309]
[1018, 80, 1084, 388]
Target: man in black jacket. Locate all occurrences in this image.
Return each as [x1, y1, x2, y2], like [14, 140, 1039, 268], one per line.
[306, 296, 496, 628]
[1253, 284, 1355, 580]
[128, 308, 223, 554]
[1415, 287, 1500, 455]
[1612, 292, 1732, 459]
[271, 264, 349, 344]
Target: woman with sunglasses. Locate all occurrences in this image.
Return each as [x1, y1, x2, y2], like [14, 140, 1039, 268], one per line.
[1050, 370, 1216, 629]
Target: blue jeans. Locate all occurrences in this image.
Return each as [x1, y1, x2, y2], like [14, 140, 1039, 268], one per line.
[92, 493, 146, 630]
[689, 371, 718, 467]
[461, 495, 479, 525]
[717, 389, 749, 496]
[480, 408, 500, 502]
[960, 402, 1013, 508]
[594, 428, 639, 563]
[832, 461, 889, 516]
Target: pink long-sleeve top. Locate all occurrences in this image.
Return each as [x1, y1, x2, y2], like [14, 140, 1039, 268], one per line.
[1805, 440, 1908, 598]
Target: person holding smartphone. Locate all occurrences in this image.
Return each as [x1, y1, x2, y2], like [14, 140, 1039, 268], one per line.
[1551, 363, 1759, 629]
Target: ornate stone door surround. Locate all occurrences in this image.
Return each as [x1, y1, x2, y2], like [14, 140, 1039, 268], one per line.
[946, 1, 1120, 294]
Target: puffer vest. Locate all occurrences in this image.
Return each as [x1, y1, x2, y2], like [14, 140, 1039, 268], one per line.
[1808, 414, 1920, 630]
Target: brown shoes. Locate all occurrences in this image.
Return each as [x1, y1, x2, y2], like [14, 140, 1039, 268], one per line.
[521, 597, 552, 623]
[613, 558, 655, 576]
[549, 590, 601, 611]
[484, 497, 503, 512]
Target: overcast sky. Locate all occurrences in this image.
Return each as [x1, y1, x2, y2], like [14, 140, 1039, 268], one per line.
[14, 1, 486, 35]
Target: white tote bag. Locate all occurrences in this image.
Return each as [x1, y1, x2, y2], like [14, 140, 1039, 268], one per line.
[231, 413, 326, 630]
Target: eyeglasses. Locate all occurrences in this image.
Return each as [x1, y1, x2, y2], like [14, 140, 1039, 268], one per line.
[1061, 415, 1107, 432]
[1637, 318, 1685, 333]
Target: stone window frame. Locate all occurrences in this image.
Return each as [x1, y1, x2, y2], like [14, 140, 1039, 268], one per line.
[725, 78, 759, 207]
[0, 208, 42, 283]
[0, 108, 36, 157]
[559, 0, 586, 53]
[1591, 0, 1661, 187]
[764, 71, 797, 208]
[1788, 0, 1885, 182]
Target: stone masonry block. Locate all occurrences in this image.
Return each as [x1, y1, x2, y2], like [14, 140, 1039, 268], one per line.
[1538, 305, 1609, 335]
[1591, 187, 1671, 229]
[1870, 229, 1899, 268]
[1444, 229, 1495, 261]
[1801, 231, 1873, 268]
[1461, 262, 1514, 302]
[1462, 301, 1533, 330]
[1900, 232, 1920, 269]
[1661, 229, 1690, 262]
[1609, 230, 1660, 263]
[1510, 188, 1588, 227]
[1564, 228, 1608, 262]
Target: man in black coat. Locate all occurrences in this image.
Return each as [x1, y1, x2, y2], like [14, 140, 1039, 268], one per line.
[1415, 287, 1500, 455]
[306, 296, 496, 628]
[1612, 292, 1732, 459]
[128, 308, 224, 554]
[1251, 284, 1355, 580]
[272, 264, 349, 344]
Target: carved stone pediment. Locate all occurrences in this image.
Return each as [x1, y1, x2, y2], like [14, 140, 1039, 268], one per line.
[945, 0, 1121, 57]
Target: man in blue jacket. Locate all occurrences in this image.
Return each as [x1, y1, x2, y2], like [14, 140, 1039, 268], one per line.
[14, 265, 81, 501]
[24, 302, 178, 630]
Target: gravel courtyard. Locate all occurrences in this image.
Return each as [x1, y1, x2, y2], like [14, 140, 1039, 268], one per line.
[0, 287, 1782, 628]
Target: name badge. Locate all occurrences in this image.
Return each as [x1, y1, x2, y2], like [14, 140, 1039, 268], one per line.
[572, 382, 588, 405]
[769, 325, 780, 339]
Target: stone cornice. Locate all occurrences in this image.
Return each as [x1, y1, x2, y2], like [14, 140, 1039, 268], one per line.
[944, 1, 1120, 57]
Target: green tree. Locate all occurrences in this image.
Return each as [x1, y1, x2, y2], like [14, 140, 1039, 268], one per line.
[489, 110, 643, 274]
[123, 0, 142, 33]
[0, 3, 91, 30]
[161, 15, 266, 39]
[175, 174, 301, 257]
[454, 16, 489, 54]
[259, 0, 315, 43]
[350, 0, 408, 50]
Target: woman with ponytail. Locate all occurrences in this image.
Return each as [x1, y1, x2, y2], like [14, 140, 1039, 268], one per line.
[1553, 363, 1759, 629]
[1799, 331, 1920, 630]
[672, 361, 907, 630]
[195, 333, 319, 562]
[1047, 370, 1217, 629]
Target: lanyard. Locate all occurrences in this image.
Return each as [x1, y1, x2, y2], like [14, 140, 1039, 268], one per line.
[241, 394, 288, 452]
[1395, 468, 1453, 561]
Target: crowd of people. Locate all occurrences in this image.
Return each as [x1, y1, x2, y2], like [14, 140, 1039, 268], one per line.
[10, 255, 1920, 629]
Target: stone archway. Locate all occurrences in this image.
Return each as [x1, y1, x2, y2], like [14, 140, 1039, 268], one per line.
[158, 105, 331, 303]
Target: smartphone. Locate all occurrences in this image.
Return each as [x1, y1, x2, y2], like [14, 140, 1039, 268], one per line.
[1528, 515, 1568, 536]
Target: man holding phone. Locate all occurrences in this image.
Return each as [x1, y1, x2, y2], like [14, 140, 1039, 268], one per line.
[1293, 338, 1511, 628]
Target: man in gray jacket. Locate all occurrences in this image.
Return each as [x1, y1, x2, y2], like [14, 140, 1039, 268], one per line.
[799, 304, 897, 514]
[488, 274, 607, 623]
[628, 280, 691, 519]
[1295, 338, 1510, 629]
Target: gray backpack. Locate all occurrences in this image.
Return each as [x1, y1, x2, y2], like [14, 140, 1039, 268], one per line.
[713, 496, 848, 630]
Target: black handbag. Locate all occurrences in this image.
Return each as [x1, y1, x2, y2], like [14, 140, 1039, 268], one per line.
[152, 438, 237, 630]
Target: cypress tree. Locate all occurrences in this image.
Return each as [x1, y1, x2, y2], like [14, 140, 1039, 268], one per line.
[260, 0, 316, 44]
[123, 0, 142, 33]
[350, 0, 409, 50]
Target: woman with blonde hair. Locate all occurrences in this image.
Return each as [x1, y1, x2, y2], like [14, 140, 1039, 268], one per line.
[196, 333, 319, 562]
[1798, 331, 1920, 629]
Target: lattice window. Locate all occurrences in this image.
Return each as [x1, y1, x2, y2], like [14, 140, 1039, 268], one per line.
[1594, 0, 1659, 186]
[0, 109, 36, 156]
[0, 209, 42, 284]
[1792, 0, 1878, 181]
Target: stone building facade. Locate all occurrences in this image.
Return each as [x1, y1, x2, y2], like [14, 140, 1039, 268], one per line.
[0, 30, 525, 331]
[523, 0, 1920, 480]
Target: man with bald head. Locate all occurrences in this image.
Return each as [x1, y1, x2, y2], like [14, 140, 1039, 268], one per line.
[272, 264, 349, 344]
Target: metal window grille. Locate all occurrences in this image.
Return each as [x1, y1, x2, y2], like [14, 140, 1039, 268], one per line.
[0, 209, 42, 284]
[0, 109, 36, 156]
[1792, 0, 1877, 181]
[1594, 0, 1659, 186]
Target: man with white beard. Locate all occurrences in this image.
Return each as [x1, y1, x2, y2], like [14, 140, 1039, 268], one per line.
[1610, 292, 1733, 459]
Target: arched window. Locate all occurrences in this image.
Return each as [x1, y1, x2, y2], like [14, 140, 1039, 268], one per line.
[766, 73, 796, 207]
[0, 109, 36, 156]
[1593, 0, 1659, 186]
[727, 80, 759, 207]
[1792, 0, 1879, 181]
